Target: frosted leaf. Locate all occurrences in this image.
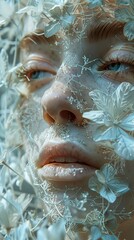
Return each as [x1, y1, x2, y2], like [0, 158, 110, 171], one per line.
[0, 0, 14, 18]
[100, 186, 116, 203]
[108, 179, 129, 197]
[85, 0, 103, 8]
[89, 90, 109, 111]
[89, 164, 129, 203]
[83, 110, 106, 124]
[49, 5, 62, 18]
[37, 219, 66, 240]
[91, 226, 101, 240]
[93, 126, 121, 142]
[113, 133, 134, 160]
[117, 0, 130, 4]
[44, 21, 61, 37]
[123, 20, 134, 40]
[120, 112, 134, 131]
[111, 82, 134, 114]
[91, 226, 118, 240]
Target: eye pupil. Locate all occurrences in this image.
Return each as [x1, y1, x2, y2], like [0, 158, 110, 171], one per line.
[106, 63, 121, 71]
[31, 71, 40, 79]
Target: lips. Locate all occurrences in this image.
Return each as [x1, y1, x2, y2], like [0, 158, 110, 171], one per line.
[36, 142, 99, 181]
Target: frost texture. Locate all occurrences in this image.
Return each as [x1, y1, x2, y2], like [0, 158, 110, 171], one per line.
[115, 0, 134, 40]
[89, 164, 129, 203]
[83, 82, 134, 160]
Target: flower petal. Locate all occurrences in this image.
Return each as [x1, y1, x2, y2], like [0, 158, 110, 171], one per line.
[109, 179, 129, 196]
[124, 21, 134, 41]
[120, 112, 134, 131]
[113, 132, 134, 160]
[44, 21, 61, 38]
[93, 126, 120, 142]
[100, 186, 117, 203]
[83, 110, 105, 124]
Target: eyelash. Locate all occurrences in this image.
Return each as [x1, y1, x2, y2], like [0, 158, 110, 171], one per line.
[17, 65, 54, 82]
[98, 56, 134, 72]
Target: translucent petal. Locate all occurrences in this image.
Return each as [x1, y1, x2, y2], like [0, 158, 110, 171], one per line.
[89, 90, 109, 111]
[88, 175, 102, 192]
[88, 0, 103, 8]
[120, 112, 134, 131]
[113, 132, 134, 160]
[93, 126, 121, 142]
[102, 234, 118, 240]
[115, 8, 132, 21]
[44, 21, 61, 38]
[96, 170, 106, 184]
[62, 15, 76, 27]
[91, 226, 102, 240]
[83, 110, 105, 124]
[112, 82, 134, 115]
[124, 21, 134, 41]
[49, 6, 62, 19]
[109, 179, 129, 196]
[101, 164, 115, 181]
[100, 186, 116, 203]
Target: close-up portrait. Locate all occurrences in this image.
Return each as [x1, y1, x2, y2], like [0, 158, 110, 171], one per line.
[0, 0, 134, 239]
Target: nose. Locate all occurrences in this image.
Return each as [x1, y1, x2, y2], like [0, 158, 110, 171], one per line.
[41, 82, 84, 125]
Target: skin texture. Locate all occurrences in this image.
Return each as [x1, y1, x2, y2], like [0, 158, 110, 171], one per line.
[18, 7, 134, 240]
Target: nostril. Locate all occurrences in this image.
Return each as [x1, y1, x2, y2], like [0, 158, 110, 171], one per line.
[60, 110, 76, 122]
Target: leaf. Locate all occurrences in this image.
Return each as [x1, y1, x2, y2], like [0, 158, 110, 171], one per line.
[91, 226, 102, 240]
[0, 0, 14, 19]
[93, 126, 121, 142]
[102, 234, 118, 240]
[101, 164, 115, 182]
[44, 21, 61, 38]
[124, 21, 134, 41]
[50, 5, 62, 19]
[113, 132, 134, 160]
[100, 186, 116, 203]
[62, 15, 76, 27]
[89, 90, 109, 111]
[83, 110, 105, 124]
[112, 82, 134, 114]
[109, 179, 129, 196]
[88, 175, 102, 193]
[115, 8, 132, 22]
[120, 112, 134, 131]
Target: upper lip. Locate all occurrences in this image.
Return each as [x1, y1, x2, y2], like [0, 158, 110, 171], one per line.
[36, 142, 100, 169]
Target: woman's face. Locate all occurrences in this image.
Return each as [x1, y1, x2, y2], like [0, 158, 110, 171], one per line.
[19, 4, 134, 238]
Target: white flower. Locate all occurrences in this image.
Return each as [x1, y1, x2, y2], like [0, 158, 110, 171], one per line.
[0, 0, 15, 26]
[0, 191, 32, 231]
[83, 82, 134, 160]
[115, 0, 134, 40]
[37, 219, 66, 240]
[89, 164, 129, 203]
[44, 1, 76, 37]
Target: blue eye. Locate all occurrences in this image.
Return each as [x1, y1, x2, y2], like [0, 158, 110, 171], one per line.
[105, 62, 128, 72]
[30, 70, 50, 80]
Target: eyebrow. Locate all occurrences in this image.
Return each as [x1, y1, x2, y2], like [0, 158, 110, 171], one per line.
[20, 30, 59, 49]
[88, 20, 125, 41]
[20, 20, 125, 50]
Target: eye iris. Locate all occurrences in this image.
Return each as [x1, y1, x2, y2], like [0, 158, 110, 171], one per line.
[106, 63, 121, 71]
[31, 71, 41, 79]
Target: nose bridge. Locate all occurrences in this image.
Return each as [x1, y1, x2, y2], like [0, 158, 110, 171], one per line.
[41, 48, 94, 125]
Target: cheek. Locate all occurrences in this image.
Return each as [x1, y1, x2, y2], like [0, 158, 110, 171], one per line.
[19, 97, 44, 139]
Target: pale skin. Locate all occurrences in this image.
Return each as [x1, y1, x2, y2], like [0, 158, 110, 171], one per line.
[18, 6, 134, 240]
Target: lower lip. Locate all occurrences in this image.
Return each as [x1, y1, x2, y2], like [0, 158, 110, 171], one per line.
[37, 162, 96, 181]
